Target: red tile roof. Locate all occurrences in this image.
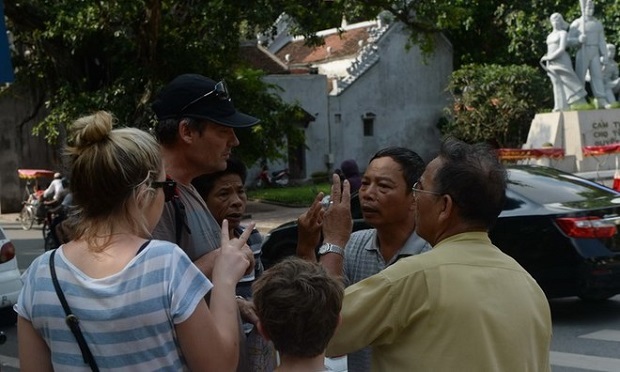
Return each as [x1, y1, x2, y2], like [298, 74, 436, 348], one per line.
[275, 27, 370, 65]
[239, 42, 289, 74]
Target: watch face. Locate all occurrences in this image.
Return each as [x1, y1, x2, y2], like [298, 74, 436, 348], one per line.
[318, 244, 329, 255]
[318, 243, 342, 256]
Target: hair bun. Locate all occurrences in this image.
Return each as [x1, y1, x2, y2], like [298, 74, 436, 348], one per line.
[70, 111, 115, 151]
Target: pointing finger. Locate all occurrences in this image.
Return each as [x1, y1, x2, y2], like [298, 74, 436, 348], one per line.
[331, 173, 342, 204]
[237, 222, 255, 246]
[220, 219, 230, 246]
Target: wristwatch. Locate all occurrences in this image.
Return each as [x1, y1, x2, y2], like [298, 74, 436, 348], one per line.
[318, 242, 344, 257]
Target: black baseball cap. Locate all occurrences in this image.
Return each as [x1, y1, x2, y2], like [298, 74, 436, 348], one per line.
[151, 74, 260, 128]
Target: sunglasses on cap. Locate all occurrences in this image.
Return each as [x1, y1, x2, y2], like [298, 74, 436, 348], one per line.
[179, 80, 230, 115]
[152, 180, 177, 202]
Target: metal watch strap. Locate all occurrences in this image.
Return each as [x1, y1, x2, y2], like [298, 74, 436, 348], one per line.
[318, 242, 344, 256]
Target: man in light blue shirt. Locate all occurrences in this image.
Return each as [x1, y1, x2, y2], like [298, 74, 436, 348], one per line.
[298, 146, 430, 372]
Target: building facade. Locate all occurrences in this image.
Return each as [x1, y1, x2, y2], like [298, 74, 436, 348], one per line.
[258, 14, 453, 177]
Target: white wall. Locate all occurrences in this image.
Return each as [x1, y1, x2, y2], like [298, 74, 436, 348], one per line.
[263, 74, 331, 176]
[330, 26, 451, 167]
[264, 23, 453, 179]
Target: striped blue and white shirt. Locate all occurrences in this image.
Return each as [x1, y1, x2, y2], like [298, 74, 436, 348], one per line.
[16, 239, 211, 371]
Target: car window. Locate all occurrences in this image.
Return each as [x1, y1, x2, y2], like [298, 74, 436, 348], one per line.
[507, 166, 617, 205]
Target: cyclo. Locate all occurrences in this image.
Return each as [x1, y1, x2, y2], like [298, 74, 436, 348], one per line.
[18, 169, 68, 250]
[18, 168, 55, 231]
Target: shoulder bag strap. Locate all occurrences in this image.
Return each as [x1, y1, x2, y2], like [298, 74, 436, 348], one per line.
[49, 250, 100, 372]
[171, 196, 187, 245]
[166, 176, 191, 246]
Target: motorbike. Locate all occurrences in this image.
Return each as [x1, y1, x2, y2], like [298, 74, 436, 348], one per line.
[255, 166, 290, 187]
[17, 169, 55, 230]
[17, 169, 69, 251]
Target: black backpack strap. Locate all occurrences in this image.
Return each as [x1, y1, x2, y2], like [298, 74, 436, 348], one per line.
[171, 196, 188, 245]
[166, 176, 191, 246]
[166, 176, 192, 246]
[49, 250, 100, 372]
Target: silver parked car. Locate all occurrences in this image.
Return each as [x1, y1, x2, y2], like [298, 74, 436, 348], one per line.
[0, 224, 22, 325]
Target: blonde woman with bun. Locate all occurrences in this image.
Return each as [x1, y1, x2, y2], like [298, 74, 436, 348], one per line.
[16, 111, 253, 371]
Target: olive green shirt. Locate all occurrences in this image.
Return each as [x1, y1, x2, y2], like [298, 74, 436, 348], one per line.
[327, 232, 552, 372]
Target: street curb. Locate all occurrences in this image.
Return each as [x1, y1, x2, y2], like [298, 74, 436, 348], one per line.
[0, 213, 20, 223]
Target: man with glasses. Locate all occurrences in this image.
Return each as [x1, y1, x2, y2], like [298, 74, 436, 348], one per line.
[322, 137, 552, 371]
[151, 73, 260, 371]
[297, 146, 430, 372]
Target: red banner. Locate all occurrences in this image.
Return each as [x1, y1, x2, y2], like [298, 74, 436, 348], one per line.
[582, 144, 620, 156]
[497, 148, 565, 161]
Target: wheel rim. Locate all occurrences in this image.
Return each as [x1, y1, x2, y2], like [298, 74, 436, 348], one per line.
[20, 207, 34, 230]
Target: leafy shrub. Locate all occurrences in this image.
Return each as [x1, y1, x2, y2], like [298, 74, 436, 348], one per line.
[310, 171, 330, 185]
[442, 63, 552, 148]
[247, 183, 331, 206]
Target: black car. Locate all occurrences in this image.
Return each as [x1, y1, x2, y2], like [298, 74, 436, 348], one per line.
[261, 165, 620, 300]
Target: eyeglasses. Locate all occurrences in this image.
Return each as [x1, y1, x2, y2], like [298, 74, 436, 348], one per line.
[152, 180, 177, 202]
[411, 181, 441, 197]
[179, 80, 230, 115]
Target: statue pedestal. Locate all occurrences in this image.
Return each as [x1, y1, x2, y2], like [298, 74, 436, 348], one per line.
[524, 109, 620, 173]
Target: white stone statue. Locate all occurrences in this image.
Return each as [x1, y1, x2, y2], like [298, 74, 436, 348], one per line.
[541, 13, 587, 111]
[567, 0, 610, 108]
[602, 43, 620, 105]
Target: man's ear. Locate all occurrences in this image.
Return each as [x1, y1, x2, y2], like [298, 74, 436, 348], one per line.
[437, 194, 454, 223]
[256, 320, 270, 341]
[178, 119, 193, 144]
[409, 191, 416, 211]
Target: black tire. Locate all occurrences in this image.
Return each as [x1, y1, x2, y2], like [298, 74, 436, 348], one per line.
[0, 307, 17, 326]
[42, 220, 57, 251]
[19, 205, 34, 231]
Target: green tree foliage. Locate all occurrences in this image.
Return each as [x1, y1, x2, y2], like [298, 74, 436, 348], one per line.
[5, 0, 343, 165]
[7, 0, 620, 158]
[443, 64, 552, 148]
[395, 1, 620, 68]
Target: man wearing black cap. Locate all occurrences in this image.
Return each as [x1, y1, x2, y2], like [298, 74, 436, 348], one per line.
[151, 73, 259, 274]
[151, 74, 260, 371]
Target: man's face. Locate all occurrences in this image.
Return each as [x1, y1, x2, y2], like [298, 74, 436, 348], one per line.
[414, 157, 443, 245]
[189, 122, 240, 174]
[204, 173, 247, 230]
[359, 156, 415, 229]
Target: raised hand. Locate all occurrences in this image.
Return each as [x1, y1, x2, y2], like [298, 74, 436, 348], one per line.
[296, 192, 325, 261]
[323, 173, 352, 248]
[213, 219, 253, 286]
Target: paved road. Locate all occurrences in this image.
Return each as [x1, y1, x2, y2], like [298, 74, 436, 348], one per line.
[4, 203, 620, 371]
[0, 200, 307, 234]
[243, 200, 307, 234]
